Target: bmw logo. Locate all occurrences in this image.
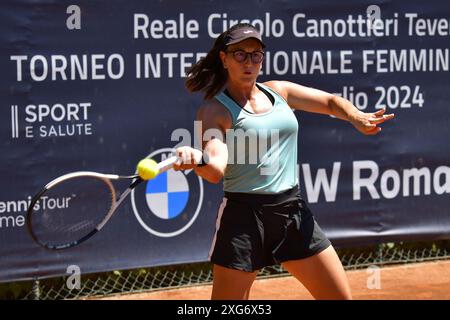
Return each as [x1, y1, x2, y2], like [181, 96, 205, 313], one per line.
[131, 148, 204, 237]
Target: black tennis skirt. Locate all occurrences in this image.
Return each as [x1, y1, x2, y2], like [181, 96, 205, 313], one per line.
[209, 185, 331, 272]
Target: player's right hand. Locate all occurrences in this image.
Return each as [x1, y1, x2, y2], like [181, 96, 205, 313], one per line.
[173, 146, 203, 170]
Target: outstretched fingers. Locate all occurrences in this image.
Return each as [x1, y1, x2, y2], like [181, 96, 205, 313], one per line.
[369, 113, 395, 125]
[353, 108, 395, 136]
[373, 108, 387, 116]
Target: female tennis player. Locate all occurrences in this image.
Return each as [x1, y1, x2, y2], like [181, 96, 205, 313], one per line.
[173, 23, 394, 300]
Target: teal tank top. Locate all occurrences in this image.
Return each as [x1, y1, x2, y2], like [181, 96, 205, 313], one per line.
[215, 83, 298, 194]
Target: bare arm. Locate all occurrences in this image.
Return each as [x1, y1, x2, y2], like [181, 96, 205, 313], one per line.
[264, 80, 395, 135]
[173, 102, 230, 184]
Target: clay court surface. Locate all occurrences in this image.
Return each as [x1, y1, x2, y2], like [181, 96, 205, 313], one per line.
[99, 259, 450, 300]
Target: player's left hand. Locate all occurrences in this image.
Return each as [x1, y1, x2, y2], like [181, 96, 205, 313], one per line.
[349, 108, 395, 135]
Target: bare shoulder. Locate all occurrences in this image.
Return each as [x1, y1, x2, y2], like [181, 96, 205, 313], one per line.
[262, 80, 289, 100]
[197, 99, 230, 121]
[197, 98, 232, 131]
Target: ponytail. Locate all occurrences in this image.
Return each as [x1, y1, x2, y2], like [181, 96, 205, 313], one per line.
[185, 32, 227, 100]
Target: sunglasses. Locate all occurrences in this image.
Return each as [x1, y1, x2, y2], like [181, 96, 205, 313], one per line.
[227, 50, 264, 64]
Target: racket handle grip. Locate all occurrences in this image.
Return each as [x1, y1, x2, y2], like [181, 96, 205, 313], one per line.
[157, 156, 178, 173]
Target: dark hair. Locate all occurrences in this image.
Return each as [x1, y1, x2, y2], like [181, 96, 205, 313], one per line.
[185, 23, 258, 100]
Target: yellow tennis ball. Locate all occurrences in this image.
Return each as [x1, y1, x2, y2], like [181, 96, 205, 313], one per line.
[137, 158, 159, 180]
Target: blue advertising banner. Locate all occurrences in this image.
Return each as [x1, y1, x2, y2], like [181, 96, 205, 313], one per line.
[1, 0, 449, 282]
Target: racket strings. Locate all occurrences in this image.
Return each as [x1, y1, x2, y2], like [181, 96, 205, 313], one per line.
[29, 176, 116, 248]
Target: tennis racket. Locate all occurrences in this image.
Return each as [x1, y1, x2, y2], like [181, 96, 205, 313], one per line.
[26, 156, 178, 250]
